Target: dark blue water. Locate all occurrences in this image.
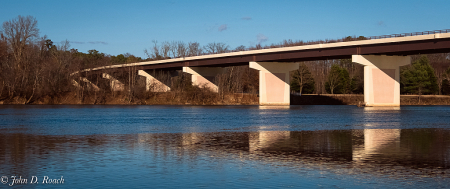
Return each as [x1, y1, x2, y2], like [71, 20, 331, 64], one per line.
[0, 105, 449, 188]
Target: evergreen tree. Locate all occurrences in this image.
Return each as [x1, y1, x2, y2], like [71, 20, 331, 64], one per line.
[443, 79, 450, 95]
[291, 63, 315, 94]
[339, 67, 351, 94]
[401, 56, 439, 95]
[350, 76, 364, 94]
[325, 64, 353, 94]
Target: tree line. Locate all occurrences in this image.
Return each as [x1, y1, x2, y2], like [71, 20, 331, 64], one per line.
[290, 55, 450, 95]
[1, 15, 450, 104]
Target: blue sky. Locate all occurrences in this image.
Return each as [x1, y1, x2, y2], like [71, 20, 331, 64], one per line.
[1, 0, 449, 58]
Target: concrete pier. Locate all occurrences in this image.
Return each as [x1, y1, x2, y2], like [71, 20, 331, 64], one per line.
[182, 67, 225, 92]
[138, 70, 173, 92]
[250, 62, 299, 106]
[102, 73, 125, 91]
[353, 55, 410, 106]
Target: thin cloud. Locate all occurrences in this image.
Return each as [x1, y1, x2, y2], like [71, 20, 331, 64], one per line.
[88, 41, 108, 45]
[257, 33, 268, 44]
[205, 24, 218, 32]
[218, 24, 228, 32]
[242, 17, 252, 20]
[69, 41, 108, 45]
[70, 41, 85, 44]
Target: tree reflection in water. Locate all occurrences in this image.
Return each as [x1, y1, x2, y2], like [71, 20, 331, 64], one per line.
[1, 128, 449, 180]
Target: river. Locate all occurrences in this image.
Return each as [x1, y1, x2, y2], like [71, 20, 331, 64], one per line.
[0, 105, 449, 188]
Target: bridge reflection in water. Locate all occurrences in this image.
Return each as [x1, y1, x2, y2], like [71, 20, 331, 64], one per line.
[1, 128, 449, 185]
[137, 128, 450, 173]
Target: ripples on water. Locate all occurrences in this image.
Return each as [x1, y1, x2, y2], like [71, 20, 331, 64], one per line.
[0, 105, 450, 188]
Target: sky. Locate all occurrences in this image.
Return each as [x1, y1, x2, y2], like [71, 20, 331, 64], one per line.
[1, 0, 449, 58]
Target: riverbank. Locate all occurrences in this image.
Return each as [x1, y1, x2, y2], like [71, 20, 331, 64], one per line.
[0, 91, 259, 105]
[1, 92, 449, 105]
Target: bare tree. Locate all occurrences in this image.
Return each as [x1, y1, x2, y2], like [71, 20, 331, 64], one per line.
[234, 45, 246, 51]
[161, 41, 171, 58]
[292, 63, 315, 94]
[304, 60, 332, 94]
[204, 42, 217, 54]
[176, 41, 187, 58]
[188, 42, 202, 56]
[2, 15, 39, 68]
[215, 42, 229, 53]
[170, 41, 178, 58]
[204, 42, 229, 54]
[144, 40, 162, 60]
[326, 64, 342, 94]
[427, 53, 450, 95]
[1, 15, 41, 102]
[445, 67, 450, 87]
[146, 41, 191, 59]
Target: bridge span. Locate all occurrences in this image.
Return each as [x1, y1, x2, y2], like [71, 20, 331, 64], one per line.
[76, 31, 450, 106]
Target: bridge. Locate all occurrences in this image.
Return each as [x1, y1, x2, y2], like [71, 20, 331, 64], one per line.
[75, 30, 450, 106]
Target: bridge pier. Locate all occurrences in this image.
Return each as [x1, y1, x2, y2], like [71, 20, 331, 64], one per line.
[102, 73, 125, 91]
[250, 62, 299, 106]
[182, 67, 225, 92]
[73, 77, 100, 91]
[352, 55, 410, 107]
[138, 70, 175, 92]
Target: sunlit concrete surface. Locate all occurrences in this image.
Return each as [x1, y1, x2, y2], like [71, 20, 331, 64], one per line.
[138, 70, 171, 92]
[102, 73, 125, 91]
[182, 67, 225, 92]
[250, 62, 299, 105]
[75, 77, 100, 91]
[353, 55, 410, 107]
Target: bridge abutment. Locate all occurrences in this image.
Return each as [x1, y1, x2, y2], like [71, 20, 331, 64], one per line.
[138, 70, 174, 92]
[182, 67, 225, 92]
[352, 55, 410, 107]
[250, 62, 299, 106]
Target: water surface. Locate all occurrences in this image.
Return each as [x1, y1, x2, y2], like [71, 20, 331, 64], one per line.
[0, 105, 449, 188]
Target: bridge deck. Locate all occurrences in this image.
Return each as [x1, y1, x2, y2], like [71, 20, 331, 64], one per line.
[80, 33, 450, 73]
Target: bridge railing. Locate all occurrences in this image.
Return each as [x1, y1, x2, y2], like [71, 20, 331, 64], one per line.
[366, 29, 450, 40]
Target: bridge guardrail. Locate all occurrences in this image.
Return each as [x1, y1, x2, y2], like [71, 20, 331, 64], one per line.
[366, 29, 450, 40]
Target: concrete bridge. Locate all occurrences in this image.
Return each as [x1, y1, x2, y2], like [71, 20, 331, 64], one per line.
[75, 30, 450, 106]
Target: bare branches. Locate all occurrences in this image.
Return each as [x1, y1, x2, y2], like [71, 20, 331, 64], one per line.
[176, 41, 187, 58]
[204, 42, 229, 54]
[188, 42, 202, 56]
[2, 15, 39, 67]
[291, 63, 315, 94]
[145, 40, 231, 60]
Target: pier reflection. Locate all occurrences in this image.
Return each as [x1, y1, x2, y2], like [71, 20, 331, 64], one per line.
[1, 128, 450, 178]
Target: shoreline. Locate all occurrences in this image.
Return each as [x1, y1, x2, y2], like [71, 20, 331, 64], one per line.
[1, 92, 450, 106]
[292, 94, 450, 106]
